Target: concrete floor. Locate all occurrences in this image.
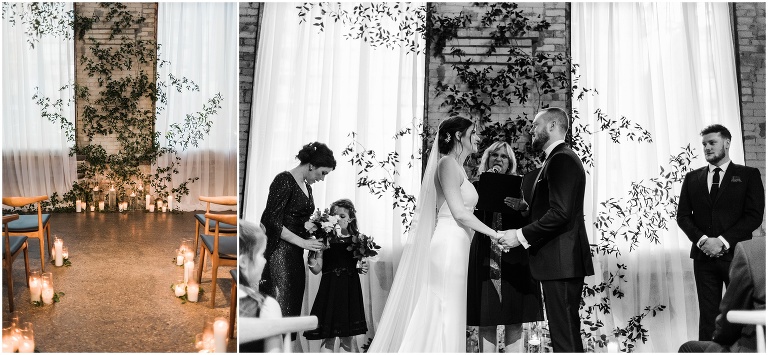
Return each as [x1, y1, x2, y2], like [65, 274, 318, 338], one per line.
[2, 211, 237, 352]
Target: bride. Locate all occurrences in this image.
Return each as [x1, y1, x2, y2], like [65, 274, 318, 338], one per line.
[369, 116, 507, 352]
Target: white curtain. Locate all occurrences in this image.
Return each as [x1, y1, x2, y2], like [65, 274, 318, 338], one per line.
[2, 3, 77, 197]
[156, 3, 238, 211]
[243, 2, 425, 351]
[573, 3, 743, 352]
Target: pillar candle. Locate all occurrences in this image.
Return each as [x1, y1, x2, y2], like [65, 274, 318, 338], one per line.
[187, 282, 199, 302]
[41, 285, 54, 304]
[98, 201, 105, 211]
[167, 193, 173, 211]
[176, 250, 184, 266]
[162, 206, 167, 213]
[184, 250, 195, 265]
[213, 318, 228, 353]
[145, 194, 151, 210]
[90, 205, 95, 212]
[75, 200, 82, 213]
[148, 205, 155, 212]
[81, 201, 87, 211]
[156, 199, 163, 210]
[17, 339, 33, 353]
[174, 283, 186, 297]
[28, 277, 41, 303]
[54, 239, 63, 267]
[184, 261, 194, 284]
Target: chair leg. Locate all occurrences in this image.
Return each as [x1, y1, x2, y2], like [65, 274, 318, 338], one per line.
[45, 223, 52, 260]
[38, 234, 46, 272]
[5, 263, 14, 313]
[196, 245, 206, 284]
[210, 261, 218, 308]
[194, 222, 200, 256]
[23, 242, 30, 286]
[229, 278, 236, 339]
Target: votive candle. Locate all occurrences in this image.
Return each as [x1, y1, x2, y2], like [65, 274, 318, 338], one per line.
[28, 272, 41, 303]
[213, 318, 228, 353]
[174, 283, 186, 297]
[176, 249, 184, 266]
[98, 201, 105, 211]
[149, 205, 155, 212]
[187, 282, 199, 302]
[54, 238, 63, 267]
[75, 200, 82, 213]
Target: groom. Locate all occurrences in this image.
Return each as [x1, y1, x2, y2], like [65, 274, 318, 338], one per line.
[499, 107, 594, 352]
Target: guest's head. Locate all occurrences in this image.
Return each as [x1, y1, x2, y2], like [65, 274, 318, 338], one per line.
[530, 107, 569, 152]
[437, 116, 478, 156]
[330, 199, 359, 235]
[479, 141, 518, 175]
[297, 142, 336, 184]
[700, 124, 731, 165]
[239, 219, 268, 288]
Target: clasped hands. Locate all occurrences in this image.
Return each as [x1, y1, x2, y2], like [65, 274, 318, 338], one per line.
[700, 238, 726, 258]
[491, 230, 521, 253]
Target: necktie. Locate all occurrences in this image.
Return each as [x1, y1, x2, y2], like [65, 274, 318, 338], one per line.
[710, 167, 721, 201]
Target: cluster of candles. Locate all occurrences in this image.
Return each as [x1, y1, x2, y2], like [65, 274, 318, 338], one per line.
[195, 317, 228, 353]
[28, 272, 55, 305]
[77, 183, 176, 212]
[51, 236, 68, 267]
[173, 240, 199, 301]
[2, 314, 34, 353]
[173, 280, 200, 303]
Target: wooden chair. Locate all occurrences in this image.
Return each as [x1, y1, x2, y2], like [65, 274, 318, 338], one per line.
[196, 213, 237, 308]
[727, 310, 766, 353]
[3, 214, 30, 313]
[2, 196, 51, 271]
[194, 196, 237, 255]
[229, 269, 237, 339]
[238, 316, 318, 353]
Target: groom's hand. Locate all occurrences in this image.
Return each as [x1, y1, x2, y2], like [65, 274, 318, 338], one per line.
[504, 197, 529, 211]
[499, 230, 521, 250]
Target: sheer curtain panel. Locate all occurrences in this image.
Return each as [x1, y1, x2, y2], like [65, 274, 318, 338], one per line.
[2, 3, 77, 197]
[573, 3, 743, 352]
[243, 3, 425, 351]
[156, 3, 238, 211]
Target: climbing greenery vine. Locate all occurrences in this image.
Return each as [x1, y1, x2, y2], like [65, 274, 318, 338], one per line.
[304, 2, 681, 352]
[3, 2, 222, 211]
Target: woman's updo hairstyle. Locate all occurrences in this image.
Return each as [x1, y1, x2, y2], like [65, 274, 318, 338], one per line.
[437, 116, 473, 155]
[296, 142, 337, 169]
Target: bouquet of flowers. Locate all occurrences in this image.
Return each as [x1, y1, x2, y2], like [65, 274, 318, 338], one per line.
[304, 208, 341, 245]
[347, 233, 381, 261]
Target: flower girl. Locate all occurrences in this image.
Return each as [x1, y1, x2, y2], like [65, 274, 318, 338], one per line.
[304, 199, 368, 353]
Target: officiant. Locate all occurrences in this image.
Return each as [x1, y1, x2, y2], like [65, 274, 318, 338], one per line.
[467, 141, 544, 353]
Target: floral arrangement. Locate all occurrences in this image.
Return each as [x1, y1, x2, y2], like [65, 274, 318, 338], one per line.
[304, 208, 341, 244]
[347, 233, 381, 261]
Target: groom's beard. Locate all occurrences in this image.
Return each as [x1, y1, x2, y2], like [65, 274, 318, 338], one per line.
[705, 147, 726, 165]
[532, 130, 549, 152]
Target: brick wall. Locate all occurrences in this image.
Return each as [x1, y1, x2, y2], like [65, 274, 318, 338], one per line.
[239, 2, 262, 215]
[735, 3, 766, 181]
[73, 3, 157, 153]
[427, 3, 570, 140]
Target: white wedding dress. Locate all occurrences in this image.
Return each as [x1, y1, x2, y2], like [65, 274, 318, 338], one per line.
[398, 174, 478, 352]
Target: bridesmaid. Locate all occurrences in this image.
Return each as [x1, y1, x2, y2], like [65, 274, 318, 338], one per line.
[467, 141, 543, 352]
[260, 142, 336, 340]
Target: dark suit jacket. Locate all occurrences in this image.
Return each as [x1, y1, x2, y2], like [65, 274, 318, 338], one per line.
[521, 143, 594, 281]
[711, 238, 765, 351]
[676, 163, 764, 261]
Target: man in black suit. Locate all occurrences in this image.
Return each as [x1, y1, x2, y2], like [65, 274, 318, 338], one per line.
[499, 107, 594, 352]
[677, 124, 765, 341]
[679, 237, 765, 352]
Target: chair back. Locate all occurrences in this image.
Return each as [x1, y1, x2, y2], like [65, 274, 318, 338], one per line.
[727, 310, 766, 353]
[199, 196, 236, 232]
[3, 214, 19, 259]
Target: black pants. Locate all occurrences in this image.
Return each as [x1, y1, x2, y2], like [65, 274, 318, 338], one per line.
[541, 277, 585, 352]
[693, 259, 731, 340]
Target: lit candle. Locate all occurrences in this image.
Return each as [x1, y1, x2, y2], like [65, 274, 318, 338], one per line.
[98, 201, 105, 211]
[118, 202, 124, 212]
[607, 341, 620, 353]
[162, 206, 167, 213]
[174, 283, 186, 297]
[29, 273, 41, 303]
[75, 200, 82, 213]
[6, 333, 19, 353]
[157, 199, 163, 210]
[54, 238, 63, 267]
[167, 193, 173, 211]
[184, 260, 194, 284]
[90, 205, 95, 212]
[62, 246, 69, 260]
[145, 194, 151, 210]
[17, 338, 33, 353]
[81, 201, 87, 211]
[41, 285, 54, 304]
[149, 205, 155, 212]
[176, 249, 184, 266]
[187, 282, 199, 302]
[1, 338, 12, 353]
[213, 318, 228, 353]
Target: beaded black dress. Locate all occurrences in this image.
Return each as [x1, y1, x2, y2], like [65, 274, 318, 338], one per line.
[260, 171, 314, 323]
[467, 180, 544, 326]
[304, 236, 367, 340]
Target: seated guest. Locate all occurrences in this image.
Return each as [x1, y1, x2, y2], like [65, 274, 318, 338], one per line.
[679, 237, 765, 352]
[239, 220, 282, 353]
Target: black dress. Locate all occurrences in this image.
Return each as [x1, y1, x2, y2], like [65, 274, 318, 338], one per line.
[304, 236, 368, 340]
[467, 181, 544, 326]
[260, 171, 314, 322]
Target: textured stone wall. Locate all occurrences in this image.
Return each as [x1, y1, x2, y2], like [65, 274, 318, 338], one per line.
[73, 3, 157, 153]
[238, 2, 262, 214]
[734, 3, 766, 181]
